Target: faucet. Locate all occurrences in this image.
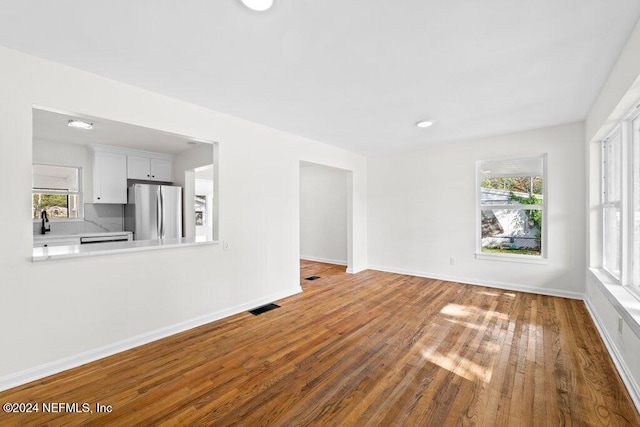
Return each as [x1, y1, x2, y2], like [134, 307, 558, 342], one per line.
[40, 210, 50, 235]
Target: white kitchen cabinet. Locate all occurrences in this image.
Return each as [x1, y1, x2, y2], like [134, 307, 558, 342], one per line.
[127, 154, 173, 182]
[93, 150, 127, 204]
[150, 157, 172, 181]
[127, 155, 151, 180]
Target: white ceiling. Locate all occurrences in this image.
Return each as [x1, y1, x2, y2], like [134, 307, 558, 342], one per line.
[3, 1, 640, 155]
[33, 108, 207, 155]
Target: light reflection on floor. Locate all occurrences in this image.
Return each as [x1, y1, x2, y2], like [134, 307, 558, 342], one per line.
[417, 302, 516, 383]
[420, 345, 493, 383]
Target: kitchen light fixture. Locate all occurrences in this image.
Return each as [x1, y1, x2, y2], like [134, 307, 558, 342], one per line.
[239, 0, 274, 11]
[415, 120, 434, 128]
[68, 119, 93, 130]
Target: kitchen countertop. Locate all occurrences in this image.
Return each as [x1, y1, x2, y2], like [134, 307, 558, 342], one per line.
[32, 236, 218, 262]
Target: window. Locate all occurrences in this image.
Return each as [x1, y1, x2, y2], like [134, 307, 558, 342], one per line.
[477, 155, 546, 259]
[601, 102, 640, 297]
[602, 128, 622, 278]
[32, 164, 82, 220]
[633, 114, 640, 289]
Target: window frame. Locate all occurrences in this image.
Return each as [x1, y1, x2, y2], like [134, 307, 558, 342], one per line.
[475, 154, 548, 263]
[632, 113, 640, 295]
[32, 163, 84, 222]
[600, 103, 640, 300]
[601, 126, 624, 279]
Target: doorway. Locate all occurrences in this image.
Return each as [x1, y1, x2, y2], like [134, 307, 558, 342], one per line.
[299, 161, 352, 271]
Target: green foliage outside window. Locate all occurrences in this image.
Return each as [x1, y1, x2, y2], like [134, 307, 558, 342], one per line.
[481, 177, 542, 195]
[32, 194, 70, 218]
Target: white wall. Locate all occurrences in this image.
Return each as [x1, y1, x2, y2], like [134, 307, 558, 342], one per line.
[0, 44, 367, 389]
[173, 143, 214, 184]
[586, 19, 640, 144]
[173, 144, 215, 240]
[584, 17, 640, 408]
[368, 122, 585, 298]
[300, 163, 348, 266]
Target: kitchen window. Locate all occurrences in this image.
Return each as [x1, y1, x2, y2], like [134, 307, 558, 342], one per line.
[476, 154, 546, 261]
[32, 164, 83, 220]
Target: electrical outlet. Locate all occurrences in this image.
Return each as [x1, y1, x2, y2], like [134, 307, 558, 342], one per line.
[223, 240, 230, 251]
[449, 257, 456, 266]
[617, 315, 623, 334]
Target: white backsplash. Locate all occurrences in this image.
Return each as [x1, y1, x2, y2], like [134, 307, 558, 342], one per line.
[34, 204, 125, 236]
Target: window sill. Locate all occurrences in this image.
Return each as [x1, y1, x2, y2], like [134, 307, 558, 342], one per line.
[475, 252, 548, 264]
[589, 268, 640, 339]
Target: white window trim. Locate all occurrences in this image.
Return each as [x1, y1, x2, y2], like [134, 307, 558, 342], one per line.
[599, 102, 640, 301]
[631, 113, 640, 299]
[475, 153, 548, 263]
[602, 126, 623, 279]
[32, 163, 84, 222]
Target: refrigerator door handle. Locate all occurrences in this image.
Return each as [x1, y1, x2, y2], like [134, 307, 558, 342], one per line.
[157, 187, 162, 239]
[160, 187, 165, 239]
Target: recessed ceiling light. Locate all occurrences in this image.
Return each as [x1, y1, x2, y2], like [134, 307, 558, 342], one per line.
[415, 120, 434, 128]
[239, 0, 274, 11]
[68, 119, 93, 130]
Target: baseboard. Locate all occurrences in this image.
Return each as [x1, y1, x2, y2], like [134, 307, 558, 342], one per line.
[0, 286, 302, 392]
[346, 265, 367, 274]
[367, 264, 583, 300]
[584, 298, 640, 412]
[300, 255, 348, 266]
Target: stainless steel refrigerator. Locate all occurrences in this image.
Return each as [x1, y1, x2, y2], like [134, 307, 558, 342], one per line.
[125, 184, 183, 240]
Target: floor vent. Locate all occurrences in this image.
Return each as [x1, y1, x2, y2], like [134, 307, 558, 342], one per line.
[249, 303, 280, 316]
[305, 276, 321, 281]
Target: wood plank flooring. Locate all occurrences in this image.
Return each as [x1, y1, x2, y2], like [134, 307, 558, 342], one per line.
[0, 260, 638, 425]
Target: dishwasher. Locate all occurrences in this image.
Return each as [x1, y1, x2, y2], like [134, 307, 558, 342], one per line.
[80, 234, 132, 245]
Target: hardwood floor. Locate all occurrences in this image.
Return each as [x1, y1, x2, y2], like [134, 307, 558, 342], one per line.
[1, 260, 638, 425]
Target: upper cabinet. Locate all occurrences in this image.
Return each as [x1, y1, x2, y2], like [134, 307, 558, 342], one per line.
[92, 148, 127, 204]
[92, 145, 174, 204]
[150, 158, 173, 182]
[127, 153, 173, 182]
